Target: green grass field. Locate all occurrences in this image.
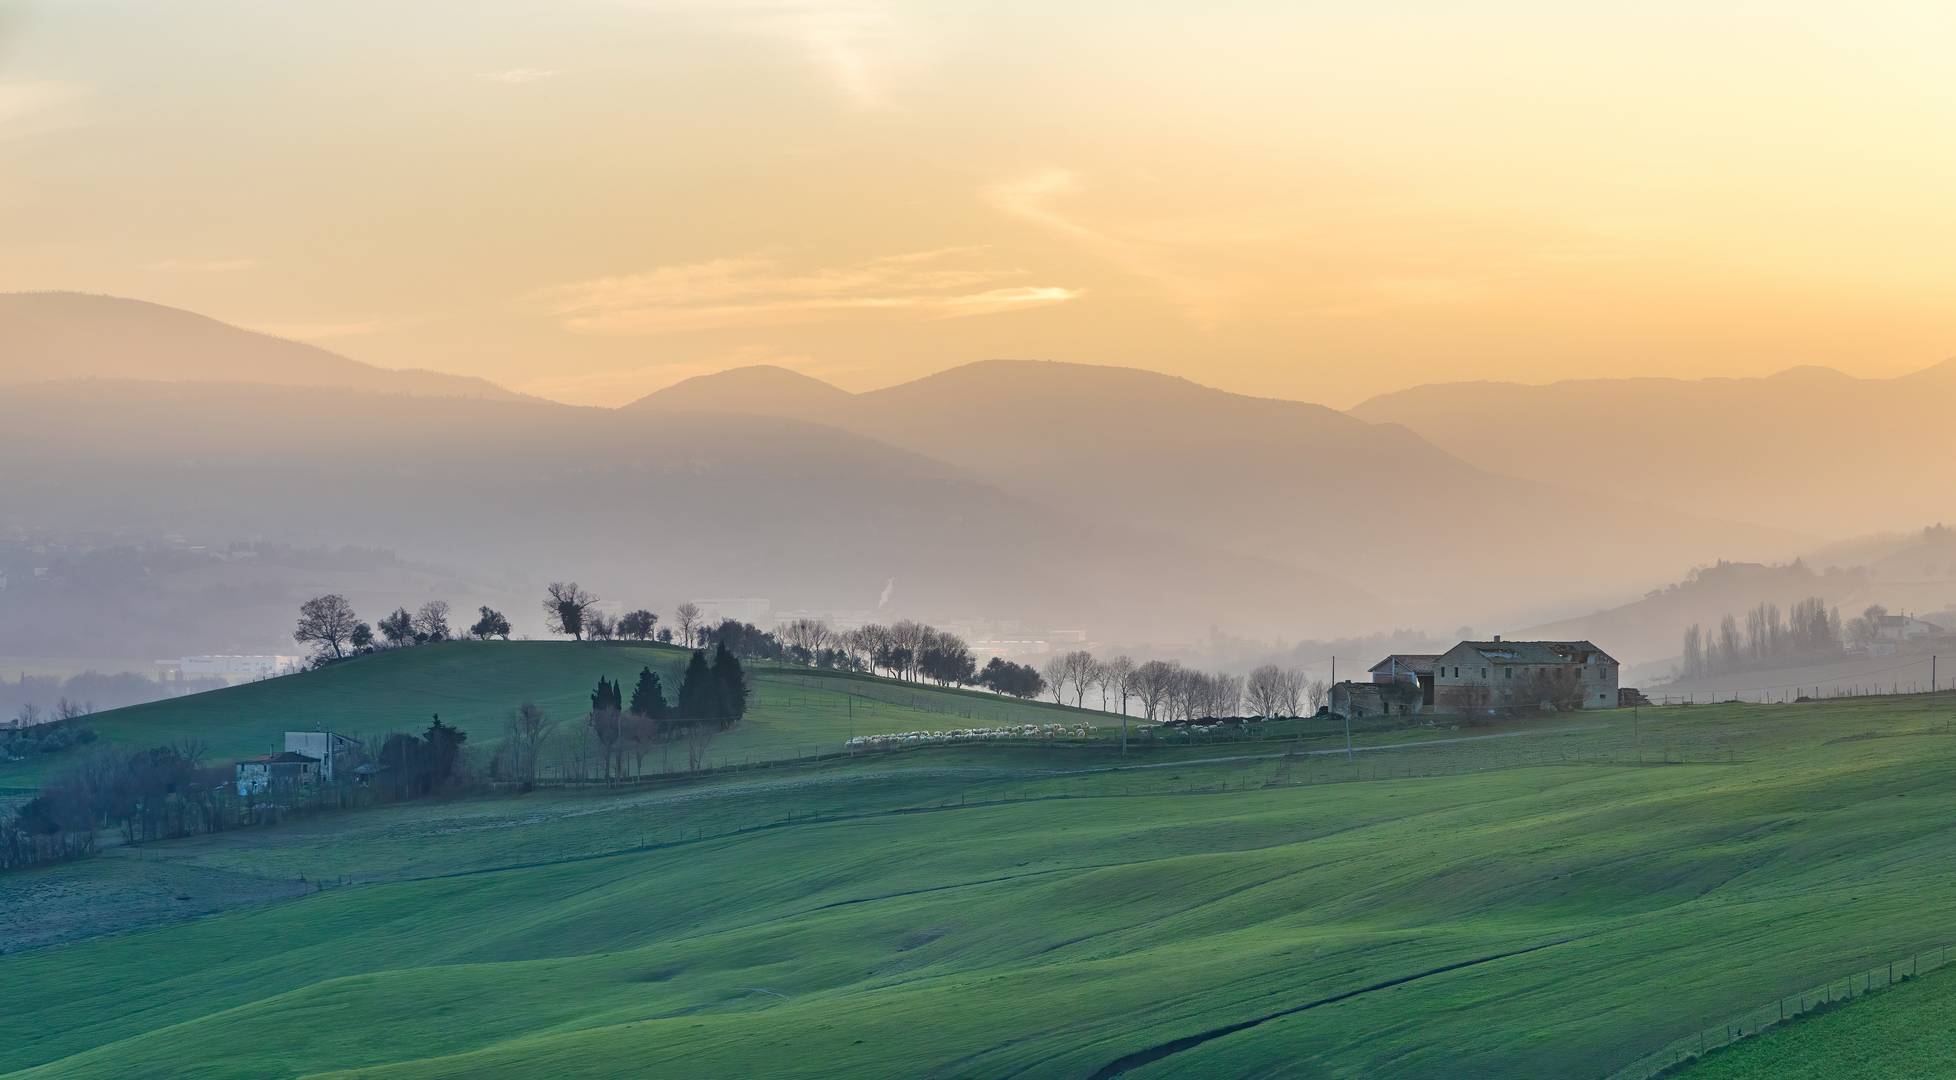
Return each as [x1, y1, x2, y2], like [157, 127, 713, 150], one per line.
[0, 641, 1111, 790]
[1675, 957, 1956, 1079]
[5, 669, 1956, 1077]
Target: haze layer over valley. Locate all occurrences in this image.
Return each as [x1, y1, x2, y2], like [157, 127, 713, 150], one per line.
[6, 292, 1934, 675]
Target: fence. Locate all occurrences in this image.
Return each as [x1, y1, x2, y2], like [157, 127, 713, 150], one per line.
[1609, 942, 1955, 1079]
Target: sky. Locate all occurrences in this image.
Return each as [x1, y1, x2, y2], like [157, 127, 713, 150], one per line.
[4, 0, 1956, 407]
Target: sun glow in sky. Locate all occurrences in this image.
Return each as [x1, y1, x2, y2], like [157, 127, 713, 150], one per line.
[4, 1, 1956, 405]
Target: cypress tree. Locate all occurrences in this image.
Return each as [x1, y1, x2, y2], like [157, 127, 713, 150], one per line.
[712, 642, 749, 727]
[629, 665, 668, 719]
[676, 649, 717, 721]
[591, 675, 622, 714]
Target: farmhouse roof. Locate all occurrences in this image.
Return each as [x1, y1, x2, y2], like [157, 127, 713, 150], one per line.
[1368, 654, 1439, 676]
[1454, 640, 1614, 665]
[238, 751, 320, 765]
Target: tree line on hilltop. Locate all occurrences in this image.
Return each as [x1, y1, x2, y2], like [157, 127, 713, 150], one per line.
[1677, 596, 1854, 680]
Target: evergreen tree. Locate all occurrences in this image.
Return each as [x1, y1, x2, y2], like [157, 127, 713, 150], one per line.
[422, 714, 468, 792]
[628, 666, 669, 719]
[711, 642, 749, 727]
[590, 675, 622, 714]
[676, 649, 718, 721]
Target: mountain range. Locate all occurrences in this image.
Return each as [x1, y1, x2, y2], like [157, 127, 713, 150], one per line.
[7, 291, 1945, 654]
[1354, 361, 1956, 536]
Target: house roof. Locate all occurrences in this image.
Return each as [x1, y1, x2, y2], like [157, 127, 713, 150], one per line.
[1450, 640, 1615, 665]
[238, 751, 320, 766]
[1368, 654, 1439, 675]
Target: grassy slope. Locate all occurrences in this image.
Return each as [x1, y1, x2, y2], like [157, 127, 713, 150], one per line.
[0, 642, 1105, 789]
[1678, 962, 1956, 1079]
[4, 697, 1956, 1076]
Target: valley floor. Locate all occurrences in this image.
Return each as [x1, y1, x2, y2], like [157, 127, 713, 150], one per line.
[3, 696, 1953, 1077]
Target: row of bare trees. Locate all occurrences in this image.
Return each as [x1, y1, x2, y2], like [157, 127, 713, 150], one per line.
[1679, 597, 1847, 679]
[1037, 653, 1324, 722]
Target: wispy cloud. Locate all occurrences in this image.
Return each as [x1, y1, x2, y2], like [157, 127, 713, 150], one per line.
[986, 169, 1243, 325]
[647, 1, 919, 109]
[527, 248, 1078, 335]
[475, 68, 556, 84]
[145, 257, 257, 273]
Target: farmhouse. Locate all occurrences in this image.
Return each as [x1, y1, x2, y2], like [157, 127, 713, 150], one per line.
[285, 730, 361, 781]
[1330, 679, 1425, 719]
[1874, 614, 1943, 644]
[1430, 637, 1618, 714]
[1369, 654, 1438, 709]
[234, 751, 321, 795]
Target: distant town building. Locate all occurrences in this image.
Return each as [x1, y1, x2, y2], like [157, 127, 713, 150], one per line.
[160, 655, 300, 684]
[284, 731, 361, 782]
[235, 751, 320, 795]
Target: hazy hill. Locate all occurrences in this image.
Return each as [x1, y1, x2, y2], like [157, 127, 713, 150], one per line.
[0, 292, 524, 401]
[0, 379, 1370, 643]
[1520, 559, 1873, 668]
[1353, 361, 1956, 535]
[635, 360, 1799, 626]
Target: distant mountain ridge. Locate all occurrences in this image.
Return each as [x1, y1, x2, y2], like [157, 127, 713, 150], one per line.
[0, 293, 1822, 645]
[0, 292, 525, 401]
[1353, 359, 1956, 536]
[631, 359, 1801, 627]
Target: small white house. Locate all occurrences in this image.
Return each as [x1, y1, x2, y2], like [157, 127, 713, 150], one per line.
[235, 751, 320, 795]
[1875, 614, 1943, 644]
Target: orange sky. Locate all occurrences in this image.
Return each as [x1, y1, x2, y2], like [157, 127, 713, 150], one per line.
[4, 1, 1955, 406]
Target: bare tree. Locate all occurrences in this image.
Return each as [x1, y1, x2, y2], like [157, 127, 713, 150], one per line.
[586, 611, 617, 642]
[504, 702, 555, 787]
[544, 582, 598, 641]
[413, 600, 451, 642]
[1106, 655, 1135, 716]
[1041, 655, 1070, 704]
[683, 720, 717, 772]
[294, 594, 360, 660]
[1056, 651, 1101, 709]
[1306, 678, 1329, 715]
[1131, 660, 1179, 721]
[588, 705, 625, 779]
[675, 602, 702, 647]
[1245, 664, 1288, 718]
[1278, 668, 1305, 718]
[778, 618, 834, 660]
[889, 621, 930, 681]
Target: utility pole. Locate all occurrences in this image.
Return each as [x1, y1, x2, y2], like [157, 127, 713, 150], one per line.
[1334, 656, 1353, 762]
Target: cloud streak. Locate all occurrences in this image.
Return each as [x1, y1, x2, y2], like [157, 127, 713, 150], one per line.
[647, 1, 918, 109]
[528, 248, 1078, 334]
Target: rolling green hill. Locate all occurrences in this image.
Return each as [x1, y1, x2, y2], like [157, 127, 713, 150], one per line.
[4, 695, 1956, 1076]
[0, 641, 1107, 790]
[1677, 958, 1956, 1079]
